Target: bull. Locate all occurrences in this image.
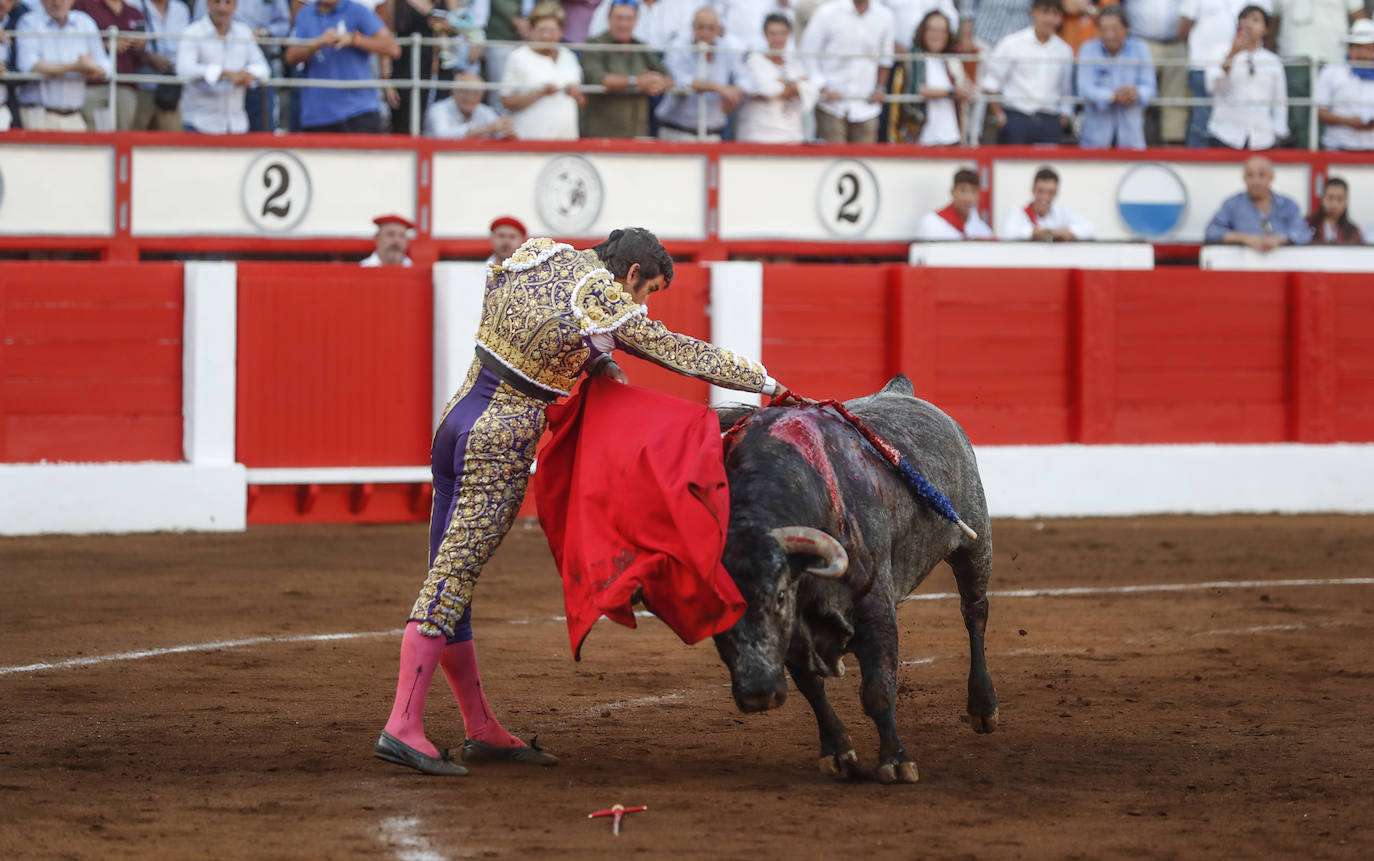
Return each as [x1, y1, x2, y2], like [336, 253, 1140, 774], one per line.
[713, 375, 998, 784]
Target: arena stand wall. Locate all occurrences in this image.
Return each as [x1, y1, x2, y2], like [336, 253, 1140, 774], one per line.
[0, 134, 1371, 533]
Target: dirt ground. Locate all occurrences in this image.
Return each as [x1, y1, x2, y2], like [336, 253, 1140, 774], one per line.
[1, 515, 1372, 860]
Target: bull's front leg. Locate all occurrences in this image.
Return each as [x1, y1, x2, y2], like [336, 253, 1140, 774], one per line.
[786, 663, 857, 779]
[850, 595, 918, 784]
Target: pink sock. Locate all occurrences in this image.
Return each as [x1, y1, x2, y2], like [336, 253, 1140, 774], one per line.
[441, 638, 524, 747]
[382, 622, 446, 757]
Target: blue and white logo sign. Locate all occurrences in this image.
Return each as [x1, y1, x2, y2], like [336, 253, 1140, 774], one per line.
[1116, 163, 1187, 238]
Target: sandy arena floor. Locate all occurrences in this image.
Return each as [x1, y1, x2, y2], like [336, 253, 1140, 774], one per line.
[1, 515, 1372, 860]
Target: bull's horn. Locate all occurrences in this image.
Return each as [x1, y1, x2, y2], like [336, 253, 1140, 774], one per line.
[768, 527, 849, 579]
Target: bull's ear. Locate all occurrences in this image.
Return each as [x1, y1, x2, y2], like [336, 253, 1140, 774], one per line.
[880, 374, 915, 397]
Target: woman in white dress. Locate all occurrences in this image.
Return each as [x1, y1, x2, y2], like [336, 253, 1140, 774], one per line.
[499, 2, 585, 140]
[736, 13, 819, 143]
[893, 10, 971, 146]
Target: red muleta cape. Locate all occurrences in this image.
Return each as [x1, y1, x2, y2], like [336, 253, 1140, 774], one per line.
[534, 376, 746, 659]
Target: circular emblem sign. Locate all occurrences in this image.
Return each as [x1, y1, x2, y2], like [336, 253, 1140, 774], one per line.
[535, 154, 604, 235]
[1116, 163, 1188, 238]
[242, 150, 311, 233]
[816, 159, 879, 237]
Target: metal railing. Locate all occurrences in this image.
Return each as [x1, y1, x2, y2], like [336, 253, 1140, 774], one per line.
[2, 26, 1368, 149]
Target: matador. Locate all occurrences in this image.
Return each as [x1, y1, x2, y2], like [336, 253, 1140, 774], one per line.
[376, 227, 794, 775]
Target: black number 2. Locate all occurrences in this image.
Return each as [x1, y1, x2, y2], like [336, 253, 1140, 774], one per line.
[835, 172, 861, 224]
[261, 163, 291, 219]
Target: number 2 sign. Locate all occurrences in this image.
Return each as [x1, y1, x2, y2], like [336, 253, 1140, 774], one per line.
[242, 151, 311, 233]
[816, 159, 878, 238]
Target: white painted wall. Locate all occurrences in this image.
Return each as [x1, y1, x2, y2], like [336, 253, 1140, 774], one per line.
[909, 241, 1155, 269]
[977, 444, 1374, 518]
[1200, 245, 1374, 272]
[707, 261, 765, 408]
[183, 262, 237, 465]
[432, 262, 489, 428]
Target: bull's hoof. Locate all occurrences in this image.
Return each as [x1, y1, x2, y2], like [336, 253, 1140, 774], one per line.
[876, 761, 919, 784]
[818, 749, 858, 779]
[966, 708, 999, 734]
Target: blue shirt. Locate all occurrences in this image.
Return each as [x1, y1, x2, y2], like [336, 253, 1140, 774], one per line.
[1204, 192, 1312, 245]
[655, 37, 746, 134]
[291, 0, 385, 127]
[1076, 36, 1156, 149]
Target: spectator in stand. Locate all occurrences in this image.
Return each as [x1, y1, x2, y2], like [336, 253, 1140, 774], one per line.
[580, 0, 673, 138]
[1206, 4, 1287, 148]
[485, 214, 526, 264]
[192, 0, 290, 132]
[129, 0, 188, 131]
[890, 9, 972, 144]
[1314, 18, 1374, 150]
[501, 2, 584, 138]
[362, 214, 415, 266]
[176, 0, 270, 132]
[999, 166, 1096, 239]
[980, 0, 1073, 143]
[74, 0, 144, 129]
[286, 0, 401, 133]
[887, 0, 958, 56]
[736, 12, 820, 141]
[426, 70, 516, 135]
[0, 0, 20, 130]
[1269, 0, 1365, 150]
[562, 0, 600, 41]
[1204, 154, 1311, 248]
[916, 167, 995, 238]
[486, 0, 535, 106]
[381, 0, 483, 135]
[1306, 176, 1364, 243]
[1058, 0, 1108, 53]
[722, 0, 798, 50]
[1180, 0, 1271, 147]
[1121, 0, 1188, 144]
[16, 0, 112, 131]
[1077, 4, 1155, 147]
[655, 6, 744, 139]
[587, 0, 693, 47]
[801, 0, 895, 142]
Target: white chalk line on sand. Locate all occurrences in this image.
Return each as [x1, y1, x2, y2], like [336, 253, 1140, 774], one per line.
[2, 577, 1371, 678]
[379, 815, 447, 861]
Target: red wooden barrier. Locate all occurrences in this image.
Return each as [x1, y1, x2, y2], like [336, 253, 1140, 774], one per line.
[0, 263, 183, 463]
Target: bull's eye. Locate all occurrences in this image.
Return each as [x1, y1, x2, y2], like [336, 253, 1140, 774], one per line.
[774, 589, 787, 611]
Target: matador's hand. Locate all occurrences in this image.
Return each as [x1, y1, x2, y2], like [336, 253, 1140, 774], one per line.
[602, 361, 629, 384]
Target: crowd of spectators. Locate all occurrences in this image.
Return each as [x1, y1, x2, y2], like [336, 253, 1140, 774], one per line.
[0, 0, 1371, 148]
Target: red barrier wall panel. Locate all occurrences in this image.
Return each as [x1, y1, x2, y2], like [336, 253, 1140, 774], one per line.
[1112, 272, 1290, 443]
[762, 264, 893, 400]
[236, 264, 433, 467]
[614, 264, 710, 404]
[0, 263, 183, 463]
[1333, 277, 1374, 441]
[927, 270, 1075, 445]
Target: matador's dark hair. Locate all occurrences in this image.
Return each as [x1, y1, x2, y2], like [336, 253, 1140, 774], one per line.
[592, 227, 674, 289]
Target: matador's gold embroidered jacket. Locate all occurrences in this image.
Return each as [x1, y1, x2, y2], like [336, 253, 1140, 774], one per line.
[475, 237, 770, 397]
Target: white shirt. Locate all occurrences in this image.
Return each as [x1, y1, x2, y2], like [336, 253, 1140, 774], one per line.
[1366, 220, 1374, 245]
[1180, 0, 1271, 69]
[915, 207, 994, 239]
[1127, 0, 1184, 43]
[1315, 62, 1374, 150]
[884, 0, 958, 50]
[999, 199, 1096, 240]
[801, 0, 895, 123]
[588, 0, 693, 47]
[360, 252, 413, 267]
[1271, 0, 1363, 61]
[917, 57, 960, 144]
[980, 26, 1074, 118]
[14, 9, 112, 111]
[1206, 47, 1288, 148]
[737, 51, 820, 141]
[714, 0, 794, 49]
[500, 45, 583, 140]
[424, 98, 502, 138]
[175, 18, 271, 134]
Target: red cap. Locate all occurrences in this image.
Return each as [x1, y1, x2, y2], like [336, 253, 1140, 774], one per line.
[373, 214, 416, 231]
[489, 215, 527, 235]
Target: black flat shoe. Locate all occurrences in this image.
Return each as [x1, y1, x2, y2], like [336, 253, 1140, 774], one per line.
[459, 736, 558, 766]
[374, 731, 469, 776]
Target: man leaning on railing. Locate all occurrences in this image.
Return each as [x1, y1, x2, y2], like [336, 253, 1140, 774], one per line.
[176, 0, 270, 133]
[285, 0, 400, 133]
[15, 0, 112, 131]
[0, 0, 18, 130]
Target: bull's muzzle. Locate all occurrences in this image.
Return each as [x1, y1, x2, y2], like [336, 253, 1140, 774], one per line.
[733, 684, 788, 713]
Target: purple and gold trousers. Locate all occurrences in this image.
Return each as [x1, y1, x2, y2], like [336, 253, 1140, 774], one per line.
[408, 359, 547, 641]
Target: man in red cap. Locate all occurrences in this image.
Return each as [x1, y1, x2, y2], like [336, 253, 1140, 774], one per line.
[362, 214, 415, 267]
[485, 215, 527, 266]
